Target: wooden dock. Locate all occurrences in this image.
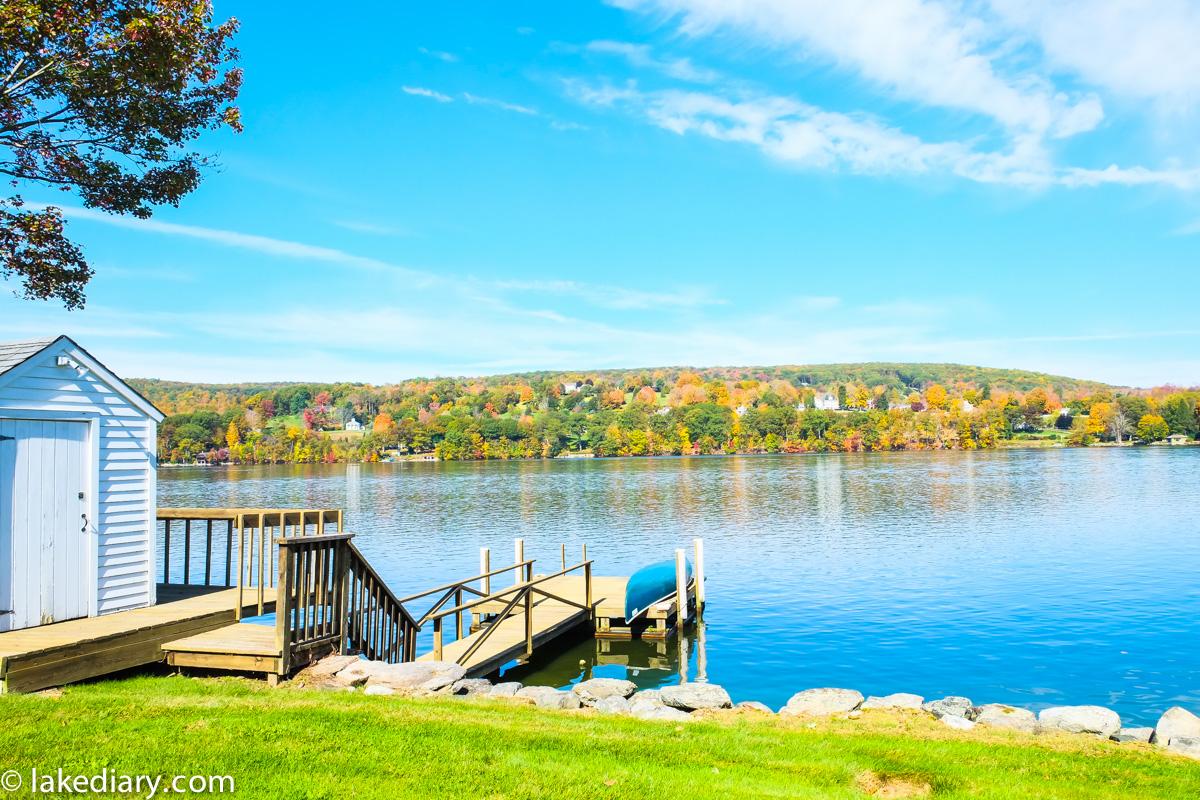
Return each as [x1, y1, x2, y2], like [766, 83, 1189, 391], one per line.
[0, 586, 274, 694]
[1, 507, 706, 691]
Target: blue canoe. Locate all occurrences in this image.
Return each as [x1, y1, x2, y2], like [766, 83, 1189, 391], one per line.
[624, 558, 692, 623]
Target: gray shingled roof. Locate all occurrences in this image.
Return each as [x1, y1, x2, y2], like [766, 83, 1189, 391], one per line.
[0, 336, 60, 377]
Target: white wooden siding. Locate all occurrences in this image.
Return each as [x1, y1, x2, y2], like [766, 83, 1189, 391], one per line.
[0, 342, 158, 617]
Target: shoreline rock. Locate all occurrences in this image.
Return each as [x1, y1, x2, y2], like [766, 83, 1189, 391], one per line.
[1038, 706, 1121, 739]
[780, 688, 864, 716]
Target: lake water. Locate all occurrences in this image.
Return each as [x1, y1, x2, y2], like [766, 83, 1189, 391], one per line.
[159, 447, 1200, 725]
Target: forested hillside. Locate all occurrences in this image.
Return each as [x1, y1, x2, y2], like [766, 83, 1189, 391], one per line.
[128, 363, 1197, 464]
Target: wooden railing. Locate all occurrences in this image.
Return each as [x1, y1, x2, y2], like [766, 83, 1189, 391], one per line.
[157, 508, 342, 617]
[344, 540, 419, 663]
[422, 559, 593, 665]
[274, 532, 419, 673]
[395, 558, 535, 649]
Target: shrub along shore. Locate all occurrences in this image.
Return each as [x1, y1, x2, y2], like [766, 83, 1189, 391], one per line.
[4, 672, 1200, 800]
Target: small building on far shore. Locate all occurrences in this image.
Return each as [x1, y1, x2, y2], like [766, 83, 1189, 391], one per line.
[345, 417, 363, 432]
[814, 392, 840, 411]
[1166, 433, 1190, 446]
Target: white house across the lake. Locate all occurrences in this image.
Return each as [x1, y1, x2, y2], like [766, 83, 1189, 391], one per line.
[0, 336, 163, 632]
[345, 417, 363, 432]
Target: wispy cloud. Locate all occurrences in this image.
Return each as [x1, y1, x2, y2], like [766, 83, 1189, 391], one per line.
[585, 39, 719, 83]
[332, 219, 410, 236]
[492, 279, 723, 310]
[418, 46, 458, 63]
[1173, 218, 1200, 236]
[402, 85, 453, 103]
[461, 92, 538, 115]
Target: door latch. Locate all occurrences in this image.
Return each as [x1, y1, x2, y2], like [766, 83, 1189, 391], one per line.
[81, 513, 90, 534]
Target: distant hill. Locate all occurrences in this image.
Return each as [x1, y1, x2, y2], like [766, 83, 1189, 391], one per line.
[128, 362, 1118, 406]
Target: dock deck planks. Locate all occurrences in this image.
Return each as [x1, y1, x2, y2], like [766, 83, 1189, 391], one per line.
[0, 586, 275, 694]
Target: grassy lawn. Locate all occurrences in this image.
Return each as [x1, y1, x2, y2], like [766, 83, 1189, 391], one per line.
[1, 676, 1197, 799]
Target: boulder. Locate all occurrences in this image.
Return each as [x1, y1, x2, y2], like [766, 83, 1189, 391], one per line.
[941, 715, 975, 731]
[862, 693, 925, 710]
[780, 688, 864, 717]
[594, 696, 631, 715]
[633, 705, 693, 722]
[1167, 737, 1200, 759]
[1154, 707, 1200, 747]
[1114, 727, 1154, 744]
[922, 696, 974, 720]
[661, 683, 733, 711]
[307, 654, 361, 679]
[489, 682, 523, 697]
[516, 686, 582, 710]
[341, 660, 466, 694]
[735, 701, 774, 714]
[363, 685, 395, 696]
[630, 689, 663, 705]
[973, 704, 1036, 733]
[1038, 706, 1121, 738]
[450, 678, 492, 696]
[572, 678, 638, 706]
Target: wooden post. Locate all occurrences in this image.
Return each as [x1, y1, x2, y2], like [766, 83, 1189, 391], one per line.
[561, 543, 566, 570]
[514, 538, 524, 580]
[433, 618, 443, 661]
[183, 519, 192, 585]
[225, 520, 233, 587]
[276, 540, 293, 676]
[675, 548, 688, 626]
[480, 547, 491, 595]
[692, 538, 705, 619]
[257, 512, 266, 615]
[524, 588, 533, 658]
[454, 588, 463, 641]
[163, 518, 171, 584]
[584, 560, 593, 622]
[204, 520, 213, 586]
[333, 537, 348, 654]
[337, 509, 344, 532]
[235, 515, 244, 620]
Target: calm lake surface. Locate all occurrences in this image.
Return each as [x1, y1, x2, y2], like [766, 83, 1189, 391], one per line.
[159, 448, 1200, 724]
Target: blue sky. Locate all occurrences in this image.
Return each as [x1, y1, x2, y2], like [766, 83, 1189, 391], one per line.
[3, 1, 1200, 386]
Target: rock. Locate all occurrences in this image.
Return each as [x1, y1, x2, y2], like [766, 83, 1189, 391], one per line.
[862, 693, 925, 710]
[450, 678, 492, 696]
[363, 685, 394, 696]
[307, 654, 361, 679]
[1154, 707, 1200, 747]
[516, 686, 582, 710]
[340, 660, 466, 694]
[1038, 706, 1121, 738]
[633, 705, 693, 722]
[780, 688, 864, 717]
[735, 701, 774, 714]
[489, 681, 523, 697]
[594, 696, 631, 715]
[661, 683, 733, 711]
[922, 696, 974, 720]
[1167, 737, 1200, 759]
[973, 704, 1037, 733]
[630, 689, 663, 705]
[572, 678, 638, 706]
[941, 715, 976, 731]
[1114, 727, 1154, 744]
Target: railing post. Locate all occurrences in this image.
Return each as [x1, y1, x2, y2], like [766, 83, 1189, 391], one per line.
[514, 538, 524, 584]
[454, 588, 463, 642]
[693, 538, 705, 620]
[480, 547, 490, 596]
[333, 537, 349, 655]
[675, 548, 688, 625]
[163, 518, 171, 585]
[276, 539, 294, 676]
[584, 560, 593, 622]
[183, 519, 191, 585]
[561, 543, 566, 570]
[204, 520, 213, 586]
[434, 617, 443, 661]
[257, 512, 266, 616]
[235, 515, 245, 620]
[524, 588, 533, 658]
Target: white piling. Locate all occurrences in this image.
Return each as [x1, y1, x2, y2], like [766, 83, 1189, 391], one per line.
[480, 547, 491, 595]
[692, 538, 705, 618]
[675, 548, 689, 624]
[515, 538, 525, 581]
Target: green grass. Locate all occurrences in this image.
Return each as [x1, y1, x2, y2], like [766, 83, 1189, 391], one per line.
[2, 676, 1197, 799]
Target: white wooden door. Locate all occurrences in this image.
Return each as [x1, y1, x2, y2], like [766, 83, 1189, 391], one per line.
[0, 419, 91, 631]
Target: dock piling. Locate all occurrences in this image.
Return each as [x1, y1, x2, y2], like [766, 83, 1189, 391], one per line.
[692, 538, 705, 619]
[675, 548, 688, 624]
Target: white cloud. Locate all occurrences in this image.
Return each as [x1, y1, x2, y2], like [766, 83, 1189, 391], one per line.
[493, 279, 722, 310]
[461, 93, 538, 115]
[402, 86, 453, 103]
[586, 39, 720, 82]
[332, 219, 409, 236]
[989, 0, 1200, 107]
[609, 0, 1103, 139]
[418, 47, 459, 63]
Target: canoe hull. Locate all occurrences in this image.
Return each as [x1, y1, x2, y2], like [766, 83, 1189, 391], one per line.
[624, 558, 692, 623]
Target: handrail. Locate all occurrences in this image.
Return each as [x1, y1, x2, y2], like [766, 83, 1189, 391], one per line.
[426, 559, 594, 664]
[347, 541, 419, 632]
[425, 560, 594, 621]
[394, 560, 534, 605]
